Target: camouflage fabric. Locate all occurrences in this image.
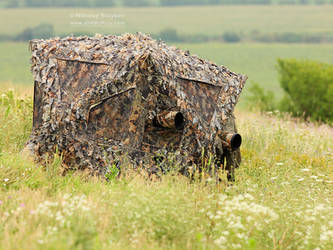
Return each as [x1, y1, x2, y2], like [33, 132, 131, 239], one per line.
[26, 33, 247, 180]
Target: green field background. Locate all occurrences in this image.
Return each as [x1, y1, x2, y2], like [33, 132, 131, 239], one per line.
[1, 5, 333, 36]
[1, 5, 333, 100]
[0, 6, 333, 249]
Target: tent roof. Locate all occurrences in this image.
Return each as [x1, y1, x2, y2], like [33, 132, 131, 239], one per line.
[30, 33, 247, 113]
[31, 33, 246, 82]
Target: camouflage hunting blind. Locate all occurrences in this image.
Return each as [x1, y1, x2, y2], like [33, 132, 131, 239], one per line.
[27, 33, 247, 181]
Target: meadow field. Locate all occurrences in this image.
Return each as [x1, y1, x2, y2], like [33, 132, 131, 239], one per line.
[0, 89, 332, 249]
[1, 5, 333, 36]
[2, 5, 333, 96]
[0, 5, 332, 249]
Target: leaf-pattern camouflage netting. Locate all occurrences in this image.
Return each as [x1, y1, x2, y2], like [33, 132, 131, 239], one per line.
[27, 33, 247, 179]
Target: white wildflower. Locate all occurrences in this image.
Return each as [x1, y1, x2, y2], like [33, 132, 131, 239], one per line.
[212, 194, 279, 248]
[219, 194, 228, 202]
[63, 193, 71, 200]
[222, 231, 229, 236]
[231, 243, 242, 249]
[214, 236, 227, 246]
[37, 239, 44, 244]
[235, 232, 247, 240]
[207, 211, 214, 219]
[268, 231, 275, 239]
[246, 215, 254, 223]
[244, 193, 254, 200]
[320, 229, 333, 242]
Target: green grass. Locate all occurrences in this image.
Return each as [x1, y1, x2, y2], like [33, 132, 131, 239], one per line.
[0, 89, 332, 249]
[2, 41, 333, 101]
[1, 5, 332, 248]
[0, 42, 32, 86]
[2, 5, 333, 100]
[1, 5, 333, 36]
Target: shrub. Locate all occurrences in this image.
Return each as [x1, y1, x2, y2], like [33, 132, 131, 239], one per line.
[158, 28, 183, 42]
[181, 34, 211, 43]
[31, 23, 54, 39]
[248, 82, 276, 112]
[6, 0, 20, 8]
[250, 32, 328, 43]
[16, 23, 54, 41]
[0, 34, 13, 42]
[222, 31, 241, 43]
[15, 27, 33, 41]
[277, 59, 333, 123]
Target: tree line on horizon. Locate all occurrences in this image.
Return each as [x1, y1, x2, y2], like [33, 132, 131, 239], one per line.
[2, 23, 332, 45]
[4, 0, 333, 8]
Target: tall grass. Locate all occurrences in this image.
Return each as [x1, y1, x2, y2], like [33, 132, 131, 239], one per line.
[0, 89, 332, 249]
